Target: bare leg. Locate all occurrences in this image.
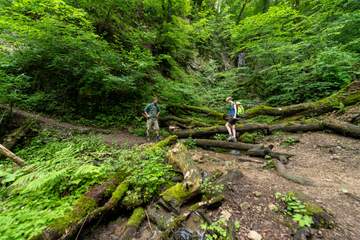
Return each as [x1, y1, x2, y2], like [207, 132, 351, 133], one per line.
[226, 122, 232, 136]
[232, 125, 237, 142]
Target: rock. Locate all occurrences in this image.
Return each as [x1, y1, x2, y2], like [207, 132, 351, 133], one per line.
[247, 230, 262, 240]
[240, 202, 250, 210]
[192, 153, 203, 162]
[268, 203, 278, 212]
[253, 191, 262, 197]
[220, 209, 232, 221]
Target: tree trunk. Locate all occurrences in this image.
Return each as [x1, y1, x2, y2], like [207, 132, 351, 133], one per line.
[161, 143, 202, 209]
[323, 119, 360, 139]
[0, 144, 26, 166]
[245, 81, 360, 118]
[193, 139, 292, 161]
[236, 0, 250, 24]
[174, 120, 360, 139]
[174, 123, 269, 138]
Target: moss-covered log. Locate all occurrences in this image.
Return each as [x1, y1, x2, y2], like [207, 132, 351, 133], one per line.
[161, 143, 202, 209]
[167, 104, 225, 120]
[119, 207, 146, 240]
[160, 115, 212, 128]
[245, 81, 360, 119]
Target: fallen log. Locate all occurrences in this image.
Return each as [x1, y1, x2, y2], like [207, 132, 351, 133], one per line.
[193, 139, 291, 162]
[161, 143, 202, 209]
[167, 104, 224, 120]
[323, 119, 360, 139]
[119, 207, 146, 240]
[175, 119, 360, 139]
[174, 123, 269, 138]
[160, 115, 212, 128]
[0, 143, 26, 166]
[244, 81, 360, 118]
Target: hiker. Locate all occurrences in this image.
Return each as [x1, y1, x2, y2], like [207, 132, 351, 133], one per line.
[144, 97, 160, 141]
[225, 97, 244, 142]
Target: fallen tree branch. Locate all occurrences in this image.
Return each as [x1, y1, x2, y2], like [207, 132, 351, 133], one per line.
[0, 143, 26, 166]
[323, 119, 360, 139]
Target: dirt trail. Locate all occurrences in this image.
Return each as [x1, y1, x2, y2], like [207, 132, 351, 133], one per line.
[3, 106, 146, 146]
[192, 132, 360, 240]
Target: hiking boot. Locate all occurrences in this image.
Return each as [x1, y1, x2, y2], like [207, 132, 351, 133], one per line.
[227, 136, 233, 141]
[233, 137, 237, 142]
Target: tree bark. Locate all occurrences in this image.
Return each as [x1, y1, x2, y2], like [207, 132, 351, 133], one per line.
[174, 120, 360, 139]
[161, 143, 202, 209]
[0, 144, 26, 166]
[193, 139, 292, 162]
[323, 119, 360, 139]
[245, 81, 360, 118]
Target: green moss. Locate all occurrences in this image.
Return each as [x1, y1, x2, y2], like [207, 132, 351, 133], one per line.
[161, 183, 192, 207]
[51, 196, 97, 232]
[127, 207, 145, 227]
[304, 202, 324, 215]
[248, 115, 278, 124]
[239, 131, 264, 144]
[109, 182, 129, 204]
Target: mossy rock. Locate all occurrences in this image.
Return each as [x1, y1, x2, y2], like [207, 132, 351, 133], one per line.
[161, 182, 193, 208]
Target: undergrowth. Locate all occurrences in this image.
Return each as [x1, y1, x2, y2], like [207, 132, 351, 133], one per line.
[0, 130, 174, 240]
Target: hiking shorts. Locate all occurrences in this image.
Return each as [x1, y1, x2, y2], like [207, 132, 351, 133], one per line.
[225, 115, 240, 126]
[147, 118, 160, 131]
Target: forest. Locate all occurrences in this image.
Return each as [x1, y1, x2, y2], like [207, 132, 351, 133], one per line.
[0, 0, 359, 239]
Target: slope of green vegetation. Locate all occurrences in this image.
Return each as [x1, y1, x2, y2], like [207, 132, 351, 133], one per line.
[0, 130, 174, 239]
[0, 0, 358, 126]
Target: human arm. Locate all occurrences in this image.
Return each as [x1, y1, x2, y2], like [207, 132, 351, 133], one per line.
[144, 104, 150, 118]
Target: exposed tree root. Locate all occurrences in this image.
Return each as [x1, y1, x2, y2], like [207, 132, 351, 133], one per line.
[273, 160, 314, 186]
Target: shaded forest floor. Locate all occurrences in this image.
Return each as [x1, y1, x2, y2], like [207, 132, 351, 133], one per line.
[2, 106, 360, 240]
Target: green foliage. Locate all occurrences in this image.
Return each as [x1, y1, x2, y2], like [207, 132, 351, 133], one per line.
[0, 131, 174, 239]
[200, 177, 224, 200]
[239, 131, 264, 144]
[281, 136, 300, 147]
[231, 2, 359, 105]
[275, 192, 314, 228]
[183, 137, 197, 149]
[200, 218, 228, 240]
[214, 133, 228, 141]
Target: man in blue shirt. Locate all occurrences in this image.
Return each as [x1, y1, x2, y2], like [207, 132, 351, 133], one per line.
[144, 97, 160, 141]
